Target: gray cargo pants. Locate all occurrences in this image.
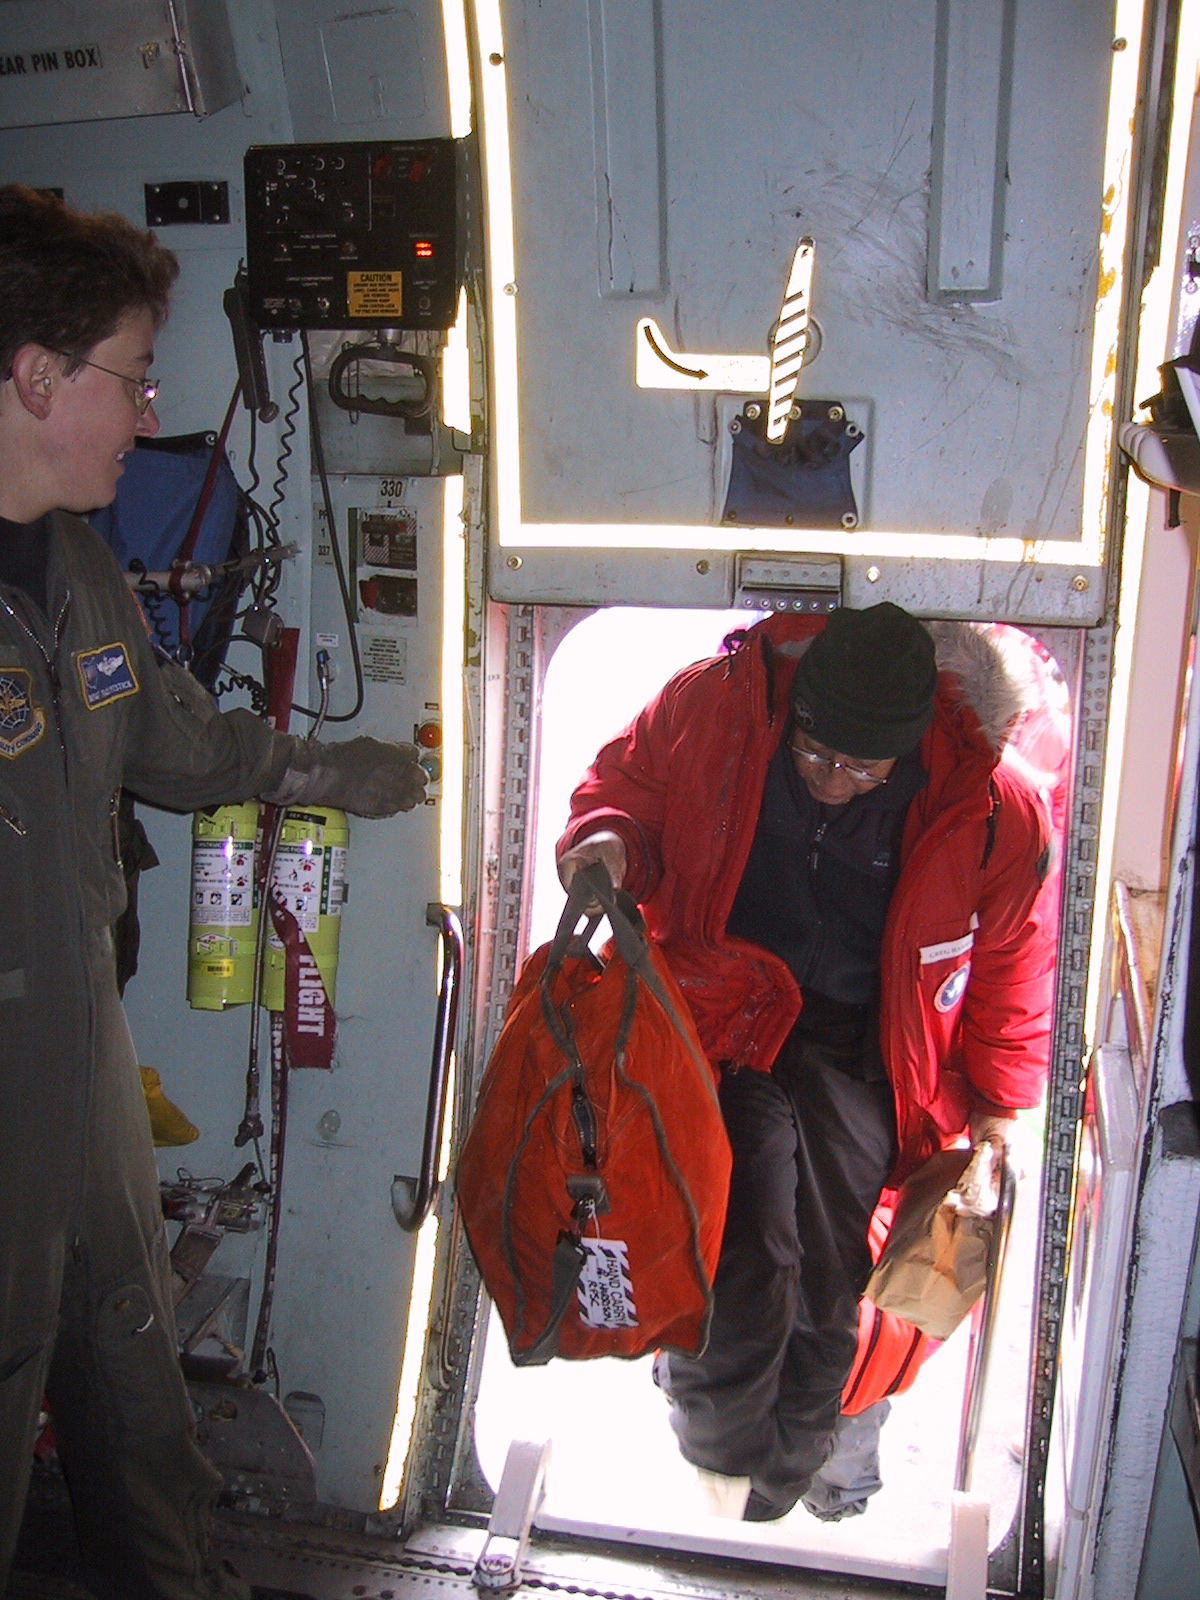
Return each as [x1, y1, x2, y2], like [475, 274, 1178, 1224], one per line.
[0, 974, 248, 1600]
[660, 1032, 896, 1519]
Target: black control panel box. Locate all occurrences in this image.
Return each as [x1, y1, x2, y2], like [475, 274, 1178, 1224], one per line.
[244, 140, 458, 332]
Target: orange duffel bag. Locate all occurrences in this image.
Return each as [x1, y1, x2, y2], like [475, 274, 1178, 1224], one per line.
[841, 1202, 939, 1415]
[455, 866, 732, 1365]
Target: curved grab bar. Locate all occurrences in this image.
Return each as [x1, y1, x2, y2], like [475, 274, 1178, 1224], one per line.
[955, 1151, 1017, 1493]
[391, 902, 464, 1232]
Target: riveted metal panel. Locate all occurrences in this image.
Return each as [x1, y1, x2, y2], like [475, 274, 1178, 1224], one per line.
[493, 0, 1114, 555]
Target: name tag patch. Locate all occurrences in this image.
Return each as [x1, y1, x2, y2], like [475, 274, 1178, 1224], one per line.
[76, 642, 138, 709]
[919, 913, 980, 967]
[0, 668, 46, 758]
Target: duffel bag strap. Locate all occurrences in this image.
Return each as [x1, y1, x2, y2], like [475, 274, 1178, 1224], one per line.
[574, 863, 652, 967]
[575, 865, 713, 1081]
[550, 864, 657, 985]
[545, 870, 606, 976]
[511, 1232, 587, 1367]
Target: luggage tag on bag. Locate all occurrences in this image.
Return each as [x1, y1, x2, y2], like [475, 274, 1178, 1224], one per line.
[576, 1238, 639, 1330]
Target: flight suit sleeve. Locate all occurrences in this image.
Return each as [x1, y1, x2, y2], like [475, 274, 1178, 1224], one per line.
[119, 612, 296, 812]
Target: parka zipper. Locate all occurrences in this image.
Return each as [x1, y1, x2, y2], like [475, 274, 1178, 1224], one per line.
[0, 805, 26, 836]
[810, 819, 827, 871]
[109, 791, 123, 869]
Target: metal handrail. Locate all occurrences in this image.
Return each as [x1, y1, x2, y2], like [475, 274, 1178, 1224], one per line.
[391, 902, 464, 1232]
[955, 1152, 1017, 1492]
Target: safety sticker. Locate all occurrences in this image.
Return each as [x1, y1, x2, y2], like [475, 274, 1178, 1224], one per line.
[267, 842, 346, 937]
[576, 1238, 638, 1330]
[76, 642, 138, 709]
[934, 964, 971, 1013]
[347, 270, 403, 318]
[190, 843, 255, 927]
[361, 631, 408, 685]
[0, 668, 46, 759]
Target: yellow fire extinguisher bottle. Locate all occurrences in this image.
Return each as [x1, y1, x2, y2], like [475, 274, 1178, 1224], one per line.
[261, 806, 349, 1013]
[187, 802, 261, 1009]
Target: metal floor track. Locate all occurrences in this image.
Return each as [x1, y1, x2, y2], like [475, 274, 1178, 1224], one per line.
[8, 1489, 940, 1600]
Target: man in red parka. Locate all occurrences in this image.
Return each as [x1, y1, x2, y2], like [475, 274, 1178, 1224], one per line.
[557, 603, 1059, 1521]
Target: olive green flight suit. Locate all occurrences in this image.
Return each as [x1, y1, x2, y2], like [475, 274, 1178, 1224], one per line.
[0, 511, 291, 1598]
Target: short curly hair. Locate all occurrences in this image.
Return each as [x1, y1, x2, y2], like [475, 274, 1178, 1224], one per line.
[0, 185, 179, 379]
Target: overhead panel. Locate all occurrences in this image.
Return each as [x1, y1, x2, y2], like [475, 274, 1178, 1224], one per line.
[480, 0, 1124, 619]
[271, 0, 451, 144]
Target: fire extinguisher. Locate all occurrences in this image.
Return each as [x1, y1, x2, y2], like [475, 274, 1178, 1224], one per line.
[261, 805, 349, 1013]
[187, 803, 349, 1012]
[187, 802, 261, 1010]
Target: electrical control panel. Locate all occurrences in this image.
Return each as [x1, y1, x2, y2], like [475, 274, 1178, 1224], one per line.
[244, 140, 458, 332]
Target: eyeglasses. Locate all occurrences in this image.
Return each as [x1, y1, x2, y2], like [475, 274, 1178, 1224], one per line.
[788, 737, 892, 787]
[55, 352, 159, 416]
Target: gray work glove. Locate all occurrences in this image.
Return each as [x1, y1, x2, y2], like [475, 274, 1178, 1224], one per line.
[264, 736, 427, 817]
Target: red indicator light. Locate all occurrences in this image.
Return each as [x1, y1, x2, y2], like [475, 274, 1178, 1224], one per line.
[414, 240, 434, 259]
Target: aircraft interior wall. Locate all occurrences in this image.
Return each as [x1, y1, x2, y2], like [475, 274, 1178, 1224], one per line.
[3, 2, 1200, 1598]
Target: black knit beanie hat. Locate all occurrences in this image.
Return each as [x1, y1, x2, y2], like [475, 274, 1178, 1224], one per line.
[790, 603, 938, 759]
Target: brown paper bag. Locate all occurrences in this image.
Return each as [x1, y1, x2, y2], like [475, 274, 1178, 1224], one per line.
[864, 1146, 996, 1340]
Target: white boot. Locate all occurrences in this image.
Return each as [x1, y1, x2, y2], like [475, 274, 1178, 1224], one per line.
[696, 1468, 751, 1519]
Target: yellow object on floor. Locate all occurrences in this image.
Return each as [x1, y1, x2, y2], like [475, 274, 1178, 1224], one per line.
[139, 1066, 199, 1147]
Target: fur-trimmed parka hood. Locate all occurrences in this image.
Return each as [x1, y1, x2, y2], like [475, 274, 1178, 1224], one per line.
[925, 621, 1029, 753]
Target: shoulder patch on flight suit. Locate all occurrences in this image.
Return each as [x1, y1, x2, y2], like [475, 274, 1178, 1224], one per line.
[0, 667, 46, 758]
[76, 642, 139, 709]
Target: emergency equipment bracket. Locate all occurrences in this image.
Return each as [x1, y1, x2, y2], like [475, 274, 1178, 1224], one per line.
[472, 1438, 551, 1592]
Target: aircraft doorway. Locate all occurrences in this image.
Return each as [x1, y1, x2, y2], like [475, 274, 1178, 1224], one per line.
[466, 605, 1068, 1589]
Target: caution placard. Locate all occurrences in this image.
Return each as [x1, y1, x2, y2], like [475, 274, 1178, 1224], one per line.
[347, 271, 403, 318]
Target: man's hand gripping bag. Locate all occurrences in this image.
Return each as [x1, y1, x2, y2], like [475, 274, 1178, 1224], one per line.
[455, 867, 732, 1364]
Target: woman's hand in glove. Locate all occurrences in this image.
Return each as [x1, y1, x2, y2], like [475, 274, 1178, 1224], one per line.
[265, 737, 428, 817]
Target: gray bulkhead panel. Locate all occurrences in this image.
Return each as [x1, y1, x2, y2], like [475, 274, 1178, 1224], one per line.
[0, 0, 451, 1518]
[489, 0, 1119, 614]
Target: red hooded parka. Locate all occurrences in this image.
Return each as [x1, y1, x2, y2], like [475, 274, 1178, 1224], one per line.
[558, 613, 1064, 1184]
